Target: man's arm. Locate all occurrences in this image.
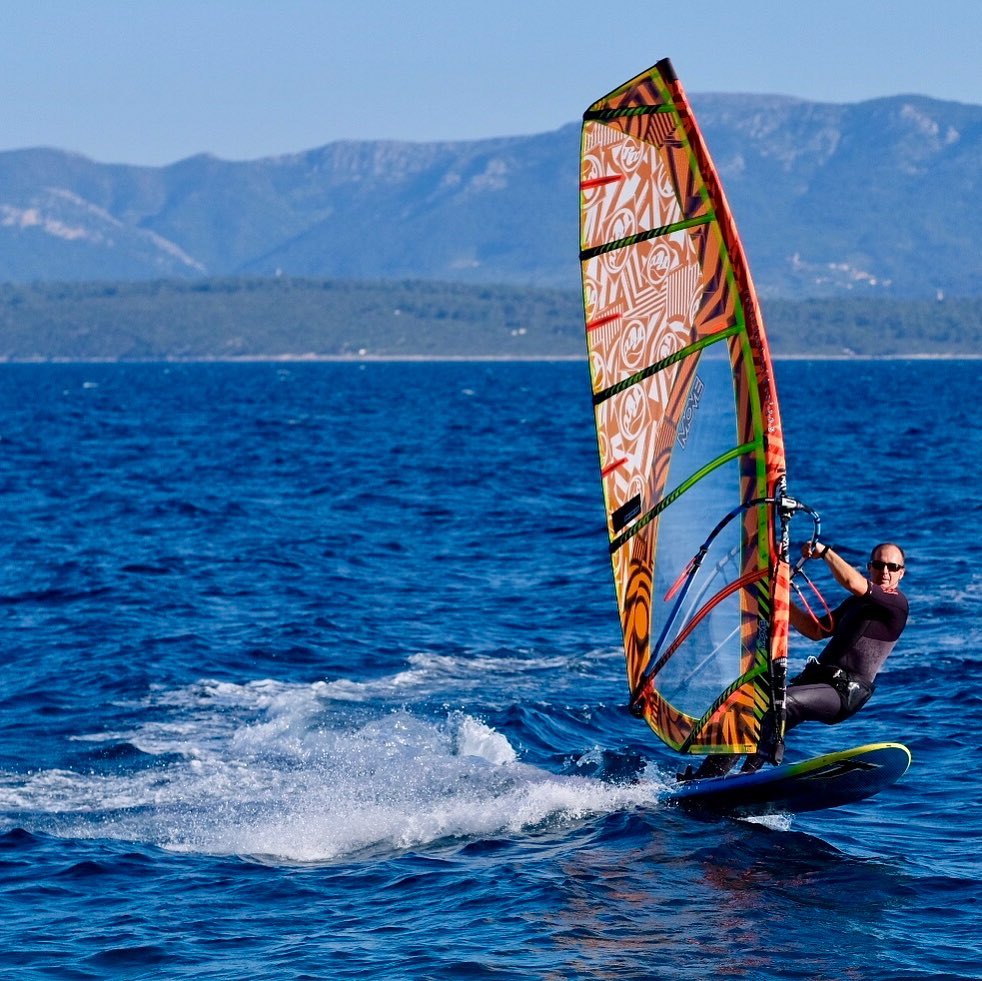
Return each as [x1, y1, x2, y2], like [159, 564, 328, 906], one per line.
[788, 600, 833, 640]
[805, 541, 869, 597]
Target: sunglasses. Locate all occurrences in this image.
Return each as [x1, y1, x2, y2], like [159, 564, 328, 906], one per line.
[869, 560, 904, 572]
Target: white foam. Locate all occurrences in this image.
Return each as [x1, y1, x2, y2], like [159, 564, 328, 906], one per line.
[3, 673, 662, 864]
[453, 713, 516, 765]
[741, 812, 795, 831]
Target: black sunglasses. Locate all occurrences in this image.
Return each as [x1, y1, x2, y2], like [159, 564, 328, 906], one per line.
[869, 560, 904, 572]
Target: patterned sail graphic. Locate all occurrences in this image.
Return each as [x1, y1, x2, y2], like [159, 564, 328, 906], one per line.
[580, 59, 790, 758]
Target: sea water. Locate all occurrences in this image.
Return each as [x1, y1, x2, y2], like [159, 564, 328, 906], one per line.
[0, 359, 979, 979]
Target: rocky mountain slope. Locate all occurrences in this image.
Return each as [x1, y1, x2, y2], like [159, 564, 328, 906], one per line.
[2, 93, 981, 298]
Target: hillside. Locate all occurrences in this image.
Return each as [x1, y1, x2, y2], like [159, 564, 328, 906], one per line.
[0, 279, 977, 361]
[2, 93, 982, 299]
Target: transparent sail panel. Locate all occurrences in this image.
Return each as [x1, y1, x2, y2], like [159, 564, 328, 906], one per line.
[649, 356, 747, 713]
[658, 589, 743, 710]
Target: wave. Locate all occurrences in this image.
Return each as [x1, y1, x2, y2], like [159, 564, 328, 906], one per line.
[2, 710, 666, 865]
[0, 654, 667, 865]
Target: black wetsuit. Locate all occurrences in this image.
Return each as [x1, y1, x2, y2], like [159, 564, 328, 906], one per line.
[786, 582, 909, 730]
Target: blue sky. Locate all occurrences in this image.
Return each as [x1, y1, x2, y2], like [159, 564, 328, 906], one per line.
[5, 0, 981, 165]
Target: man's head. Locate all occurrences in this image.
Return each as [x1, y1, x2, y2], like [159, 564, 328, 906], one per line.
[868, 543, 905, 589]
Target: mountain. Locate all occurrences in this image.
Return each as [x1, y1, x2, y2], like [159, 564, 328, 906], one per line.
[2, 93, 982, 298]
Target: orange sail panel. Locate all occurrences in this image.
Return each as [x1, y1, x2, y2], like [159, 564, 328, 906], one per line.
[580, 59, 788, 756]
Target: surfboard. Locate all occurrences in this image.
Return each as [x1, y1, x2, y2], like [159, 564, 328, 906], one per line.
[667, 742, 911, 817]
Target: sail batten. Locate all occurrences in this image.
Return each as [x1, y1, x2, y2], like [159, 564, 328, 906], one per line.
[579, 214, 715, 262]
[580, 58, 789, 759]
[583, 105, 677, 120]
[607, 440, 759, 554]
[591, 324, 740, 405]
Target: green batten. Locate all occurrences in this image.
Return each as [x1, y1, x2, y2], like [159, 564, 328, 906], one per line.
[583, 105, 676, 120]
[608, 441, 757, 554]
[579, 214, 714, 262]
[592, 325, 740, 406]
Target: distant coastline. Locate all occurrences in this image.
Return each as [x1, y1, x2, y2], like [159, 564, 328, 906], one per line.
[3, 353, 980, 365]
[0, 278, 979, 361]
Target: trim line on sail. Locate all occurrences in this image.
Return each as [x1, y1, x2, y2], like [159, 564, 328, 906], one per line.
[592, 325, 741, 406]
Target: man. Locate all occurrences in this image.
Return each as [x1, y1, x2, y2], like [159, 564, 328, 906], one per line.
[684, 541, 909, 780]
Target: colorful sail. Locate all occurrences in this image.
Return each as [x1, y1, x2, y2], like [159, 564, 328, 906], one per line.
[579, 59, 791, 760]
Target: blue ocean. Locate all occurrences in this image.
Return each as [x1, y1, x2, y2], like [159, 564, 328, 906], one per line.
[0, 358, 979, 980]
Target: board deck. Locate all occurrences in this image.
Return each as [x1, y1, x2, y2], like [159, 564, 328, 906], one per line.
[667, 742, 911, 817]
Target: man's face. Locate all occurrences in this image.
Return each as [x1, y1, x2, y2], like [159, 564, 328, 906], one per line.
[868, 545, 905, 589]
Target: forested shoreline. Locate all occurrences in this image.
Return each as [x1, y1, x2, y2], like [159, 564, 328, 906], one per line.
[0, 278, 978, 361]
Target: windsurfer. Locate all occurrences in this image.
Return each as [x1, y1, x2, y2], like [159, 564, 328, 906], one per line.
[684, 541, 909, 780]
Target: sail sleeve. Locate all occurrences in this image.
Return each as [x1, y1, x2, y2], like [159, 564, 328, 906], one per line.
[579, 58, 789, 756]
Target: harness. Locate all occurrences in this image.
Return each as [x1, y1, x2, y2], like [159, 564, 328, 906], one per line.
[790, 657, 875, 721]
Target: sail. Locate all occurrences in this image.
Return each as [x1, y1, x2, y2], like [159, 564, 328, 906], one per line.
[579, 59, 790, 759]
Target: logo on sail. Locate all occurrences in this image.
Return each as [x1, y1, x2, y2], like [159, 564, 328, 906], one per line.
[676, 375, 704, 448]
